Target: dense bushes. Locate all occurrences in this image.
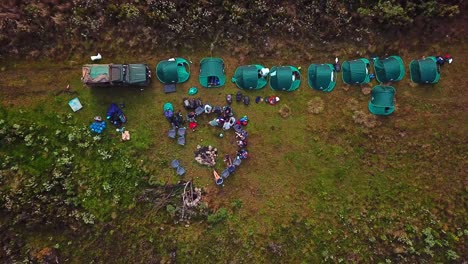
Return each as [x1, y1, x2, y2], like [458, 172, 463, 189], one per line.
[0, 113, 147, 229]
[0, 0, 463, 57]
[357, 0, 460, 28]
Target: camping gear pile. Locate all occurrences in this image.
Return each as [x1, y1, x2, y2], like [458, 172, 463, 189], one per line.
[194, 145, 218, 167]
[86, 103, 132, 142]
[164, 103, 187, 145]
[107, 103, 127, 127]
[218, 129, 249, 181]
[183, 97, 204, 115]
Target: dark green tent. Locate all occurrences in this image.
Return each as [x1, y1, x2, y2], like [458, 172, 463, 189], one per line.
[231, 64, 268, 90]
[342, 58, 371, 85]
[409, 56, 440, 84]
[156, 58, 190, 84]
[373, 56, 405, 83]
[307, 64, 336, 92]
[269, 66, 301, 92]
[368, 85, 396, 115]
[199, 57, 226, 88]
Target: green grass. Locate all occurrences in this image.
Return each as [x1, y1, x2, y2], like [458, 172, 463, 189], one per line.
[0, 45, 466, 263]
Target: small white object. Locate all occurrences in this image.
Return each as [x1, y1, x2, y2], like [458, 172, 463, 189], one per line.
[91, 53, 102, 61]
[276, 97, 280, 102]
[68, 98, 83, 112]
[204, 104, 212, 114]
[448, 58, 453, 64]
[260, 67, 270, 77]
[168, 58, 176, 61]
[335, 57, 339, 63]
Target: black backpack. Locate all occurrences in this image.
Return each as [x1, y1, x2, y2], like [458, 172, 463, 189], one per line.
[243, 96, 250, 105]
[236, 91, 242, 102]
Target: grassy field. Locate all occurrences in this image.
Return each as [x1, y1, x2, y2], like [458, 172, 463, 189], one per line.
[0, 43, 467, 263]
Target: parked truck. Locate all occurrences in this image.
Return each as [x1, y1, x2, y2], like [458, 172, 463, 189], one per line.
[82, 64, 151, 87]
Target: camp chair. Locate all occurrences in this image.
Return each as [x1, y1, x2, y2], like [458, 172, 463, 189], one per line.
[176, 166, 186, 176]
[233, 157, 241, 166]
[164, 84, 176, 94]
[171, 159, 180, 169]
[233, 124, 243, 133]
[195, 106, 204, 116]
[373, 56, 405, 83]
[409, 56, 440, 84]
[368, 85, 396, 116]
[168, 127, 176, 139]
[308, 63, 336, 92]
[232, 64, 268, 90]
[177, 127, 186, 137]
[221, 168, 230, 178]
[269, 66, 301, 91]
[199, 57, 226, 88]
[341, 58, 371, 85]
[223, 117, 236, 130]
[177, 136, 185, 146]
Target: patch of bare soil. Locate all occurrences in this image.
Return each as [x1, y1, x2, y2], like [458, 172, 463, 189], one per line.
[307, 97, 324, 114]
[278, 104, 291, 118]
[352, 110, 381, 128]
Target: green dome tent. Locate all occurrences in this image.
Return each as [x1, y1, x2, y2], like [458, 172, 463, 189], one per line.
[342, 58, 371, 85]
[368, 85, 396, 116]
[156, 58, 190, 84]
[373, 56, 405, 83]
[199, 57, 226, 88]
[269, 66, 301, 92]
[409, 56, 440, 84]
[231, 64, 268, 90]
[307, 63, 336, 92]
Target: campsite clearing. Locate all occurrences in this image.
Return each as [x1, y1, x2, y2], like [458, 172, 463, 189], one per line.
[0, 44, 467, 262]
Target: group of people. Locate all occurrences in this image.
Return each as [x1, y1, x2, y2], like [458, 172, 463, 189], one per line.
[208, 105, 235, 129]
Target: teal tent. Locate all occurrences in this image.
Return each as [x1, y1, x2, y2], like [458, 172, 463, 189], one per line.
[269, 66, 301, 92]
[342, 58, 371, 85]
[373, 56, 405, 83]
[368, 85, 396, 115]
[409, 56, 440, 84]
[156, 58, 190, 84]
[231, 64, 268, 90]
[307, 64, 336, 92]
[199, 57, 226, 88]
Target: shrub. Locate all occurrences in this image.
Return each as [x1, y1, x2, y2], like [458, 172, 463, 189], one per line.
[207, 208, 229, 225]
[119, 3, 140, 21]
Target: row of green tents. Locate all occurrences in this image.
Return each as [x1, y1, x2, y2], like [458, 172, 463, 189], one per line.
[155, 56, 441, 92]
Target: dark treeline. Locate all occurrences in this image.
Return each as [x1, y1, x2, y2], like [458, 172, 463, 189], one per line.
[0, 0, 463, 57]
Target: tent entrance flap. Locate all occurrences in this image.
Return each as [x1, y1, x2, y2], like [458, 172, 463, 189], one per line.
[208, 76, 220, 87]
